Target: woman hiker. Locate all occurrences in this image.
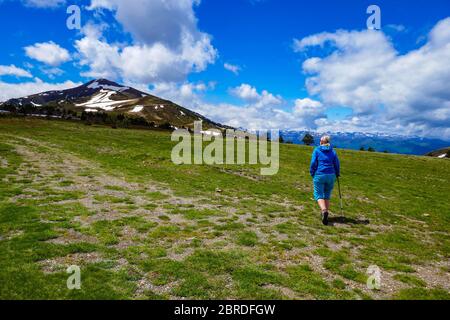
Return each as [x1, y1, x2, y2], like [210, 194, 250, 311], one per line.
[310, 135, 340, 225]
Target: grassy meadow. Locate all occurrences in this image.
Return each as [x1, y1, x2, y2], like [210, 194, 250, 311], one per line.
[0, 117, 449, 299]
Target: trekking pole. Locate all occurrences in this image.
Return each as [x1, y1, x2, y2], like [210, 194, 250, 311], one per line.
[337, 176, 344, 216]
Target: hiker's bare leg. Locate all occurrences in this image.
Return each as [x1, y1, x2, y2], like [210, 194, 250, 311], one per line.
[325, 200, 330, 211]
[317, 199, 327, 212]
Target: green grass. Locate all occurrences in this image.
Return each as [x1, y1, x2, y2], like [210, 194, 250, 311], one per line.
[394, 288, 450, 300]
[393, 274, 427, 287]
[236, 231, 259, 246]
[0, 118, 449, 300]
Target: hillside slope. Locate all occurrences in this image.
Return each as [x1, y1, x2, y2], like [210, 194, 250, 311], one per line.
[0, 79, 226, 130]
[426, 147, 450, 158]
[0, 118, 449, 300]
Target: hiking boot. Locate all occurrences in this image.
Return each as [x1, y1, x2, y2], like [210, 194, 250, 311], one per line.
[321, 210, 329, 225]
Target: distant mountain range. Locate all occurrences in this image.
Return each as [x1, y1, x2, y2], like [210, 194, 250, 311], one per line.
[0, 78, 226, 130]
[281, 130, 450, 156]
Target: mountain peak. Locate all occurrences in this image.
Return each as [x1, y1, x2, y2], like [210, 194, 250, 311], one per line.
[92, 78, 121, 85]
[84, 79, 129, 92]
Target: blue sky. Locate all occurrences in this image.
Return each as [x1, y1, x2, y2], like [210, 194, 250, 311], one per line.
[0, 0, 449, 138]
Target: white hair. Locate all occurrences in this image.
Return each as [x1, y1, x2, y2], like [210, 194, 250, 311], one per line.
[320, 135, 331, 145]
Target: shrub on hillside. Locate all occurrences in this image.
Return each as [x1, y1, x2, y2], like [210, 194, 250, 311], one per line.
[302, 133, 314, 146]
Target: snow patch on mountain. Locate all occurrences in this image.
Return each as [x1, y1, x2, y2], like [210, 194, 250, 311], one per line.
[201, 130, 221, 137]
[130, 105, 144, 113]
[75, 89, 136, 111]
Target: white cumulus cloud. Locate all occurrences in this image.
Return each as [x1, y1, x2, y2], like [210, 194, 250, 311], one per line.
[294, 17, 450, 138]
[24, 41, 71, 66]
[151, 81, 321, 131]
[78, 0, 217, 83]
[229, 83, 283, 109]
[88, 0, 202, 48]
[224, 63, 241, 75]
[0, 78, 80, 102]
[194, 100, 321, 131]
[149, 81, 213, 107]
[0, 65, 32, 78]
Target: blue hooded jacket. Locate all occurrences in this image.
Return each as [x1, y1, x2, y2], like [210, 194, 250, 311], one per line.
[310, 145, 340, 177]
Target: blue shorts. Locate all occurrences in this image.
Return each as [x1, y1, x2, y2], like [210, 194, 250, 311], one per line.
[313, 174, 336, 200]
